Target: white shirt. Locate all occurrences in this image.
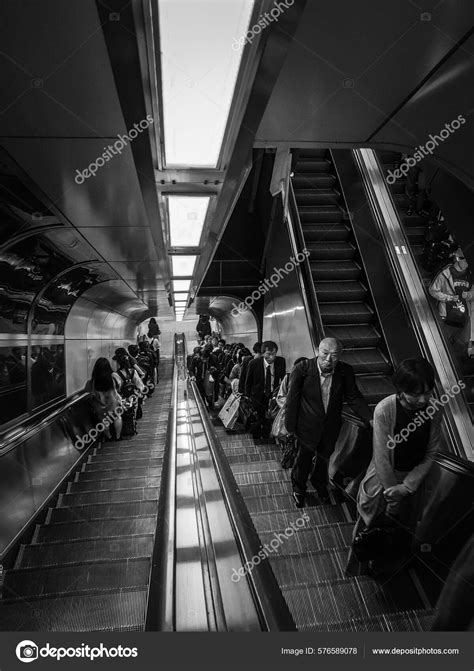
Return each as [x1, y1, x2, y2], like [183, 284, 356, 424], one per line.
[317, 358, 333, 411]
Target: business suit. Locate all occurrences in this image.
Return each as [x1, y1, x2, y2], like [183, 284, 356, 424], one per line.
[285, 358, 371, 494]
[238, 354, 254, 395]
[245, 355, 286, 438]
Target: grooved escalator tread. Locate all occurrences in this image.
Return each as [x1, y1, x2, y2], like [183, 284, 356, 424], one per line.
[60, 486, 160, 507]
[319, 302, 373, 323]
[294, 158, 331, 173]
[48, 499, 158, 524]
[88, 454, 163, 466]
[78, 466, 161, 481]
[292, 173, 336, 189]
[295, 189, 340, 205]
[299, 206, 344, 223]
[338, 349, 391, 375]
[34, 517, 156, 544]
[315, 280, 367, 302]
[0, 590, 148, 632]
[301, 223, 350, 241]
[3, 558, 150, 600]
[259, 522, 353, 555]
[308, 608, 434, 632]
[67, 476, 160, 493]
[325, 325, 381, 348]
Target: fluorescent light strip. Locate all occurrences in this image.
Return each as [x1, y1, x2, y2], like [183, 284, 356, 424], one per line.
[158, 0, 254, 167]
[168, 196, 209, 247]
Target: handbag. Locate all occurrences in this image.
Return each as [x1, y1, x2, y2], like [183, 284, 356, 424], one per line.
[280, 436, 298, 469]
[352, 525, 407, 562]
[218, 392, 241, 429]
[271, 405, 288, 439]
[238, 395, 258, 428]
[445, 299, 467, 327]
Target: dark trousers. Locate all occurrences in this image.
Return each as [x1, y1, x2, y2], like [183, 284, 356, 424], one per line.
[291, 435, 335, 494]
[249, 398, 271, 439]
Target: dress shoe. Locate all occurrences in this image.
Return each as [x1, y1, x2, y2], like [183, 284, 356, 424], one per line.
[315, 486, 330, 504]
[292, 492, 305, 508]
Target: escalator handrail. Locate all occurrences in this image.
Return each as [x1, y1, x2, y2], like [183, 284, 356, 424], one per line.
[145, 341, 178, 631]
[287, 180, 324, 352]
[0, 391, 89, 456]
[187, 374, 297, 631]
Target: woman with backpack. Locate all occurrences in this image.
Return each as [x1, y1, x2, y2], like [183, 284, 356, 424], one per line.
[85, 357, 122, 441]
[147, 318, 161, 378]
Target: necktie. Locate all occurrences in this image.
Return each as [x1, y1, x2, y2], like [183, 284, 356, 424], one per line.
[265, 365, 272, 397]
[321, 374, 331, 412]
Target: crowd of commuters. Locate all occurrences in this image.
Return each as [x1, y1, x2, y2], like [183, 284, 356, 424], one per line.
[189, 325, 448, 584]
[85, 319, 160, 441]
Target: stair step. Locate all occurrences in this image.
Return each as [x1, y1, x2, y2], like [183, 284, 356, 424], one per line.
[3, 558, 150, 600]
[299, 205, 343, 223]
[234, 469, 291, 486]
[311, 260, 361, 281]
[68, 476, 160, 493]
[295, 189, 340, 205]
[259, 521, 354, 555]
[355, 375, 394, 405]
[315, 280, 367, 302]
[48, 499, 158, 523]
[341, 349, 391, 375]
[310, 608, 434, 632]
[302, 223, 350, 242]
[238, 480, 293, 497]
[245, 493, 347, 517]
[270, 547, 349, 586]
[294, 158, 331, 173]
[325, 325, 381, 348]
[90, 454, 163, 465]
[306, 242, 355, 261]
[296, 148, 328, 159]
[0, 591, 147, 632]
[60, 487, 160, 507]
[292, 173, 336, 189]
[79, 466, 161, 481]
[320, 302, 373, 324]
[405, 227, 426, 244]
[251, 508, 349, 533]
[16, 535, 154, 569]
[34, 517, 156, 544]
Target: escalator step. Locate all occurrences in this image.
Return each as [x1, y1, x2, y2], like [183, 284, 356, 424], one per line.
[356, 572, 425, 614]
[60, 487, 160, 507]
[320, 302, 373, 324]
[283, 578, 368, 626]
[259, 522, 353, 555]
[292, 173, 336, 189]
[16, 535, 154, 569]
[252, 508, 350, 533]
[234, 469, 291, 486]
[295, 189, 340, 206]
[340, 349, 391, 375]
[299, 205, 343, 223]
[68, 476, 160, 493]
[3, 558, 150, 600]
[311, 260, 361, 280]
[355, 376, 394, 404]
[227, 450, 282, 465]
[294, 158, 331, 173]
[325, 325, 381, 348]
[230, 460, 282, 474]
[306, 242, 355, 261]
[79, 466, 161, 481]
[48, 500, 158, 524]
[90, 454, 163, 466]
[406, 227, 426, 244]
[0, 590, 147, 632]
[403, 212, 427, 227]
[34, 517, 156, 544]
[308, 609, 434, 632]
[301, 223, 350, 242]
[247, 494, 347, 518]
[296, 148, 328, 158]
[315, 280, 367, 302]
[270, 548, 348, 586]
[238, 480, 292, 498]
[97, 445, 163, 456]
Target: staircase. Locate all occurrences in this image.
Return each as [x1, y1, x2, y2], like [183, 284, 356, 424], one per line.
[0, 360, 172, 632]
[291, 149, 393, 406]
[215, 425, 435, 631]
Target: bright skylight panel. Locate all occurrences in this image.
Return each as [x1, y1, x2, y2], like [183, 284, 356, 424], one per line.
[168, 196, 209, 247]
[173, 279, 191, 292]
[171, 255, 197, 277]
[158, 0, 254, 167]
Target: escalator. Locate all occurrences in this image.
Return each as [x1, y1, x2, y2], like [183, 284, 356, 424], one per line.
[378, 151, 474, 417]
[291, 149, 393, 406]
[214, 426, 434, 631]
[0, 360, 172, 631]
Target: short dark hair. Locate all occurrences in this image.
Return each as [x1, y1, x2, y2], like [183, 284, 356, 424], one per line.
[253, 342, 262, 354]
[393, 357, 435, 395]
[262, 340, 278, 353]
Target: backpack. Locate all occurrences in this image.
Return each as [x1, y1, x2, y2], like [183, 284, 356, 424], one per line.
[137, 352, 152, 374]
[118, 369, 136, 399]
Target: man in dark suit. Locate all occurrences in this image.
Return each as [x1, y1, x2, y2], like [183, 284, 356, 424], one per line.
[285, 337, 372, 507]
[245, 340, 285, 440]
[238, 341, 262, 395]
